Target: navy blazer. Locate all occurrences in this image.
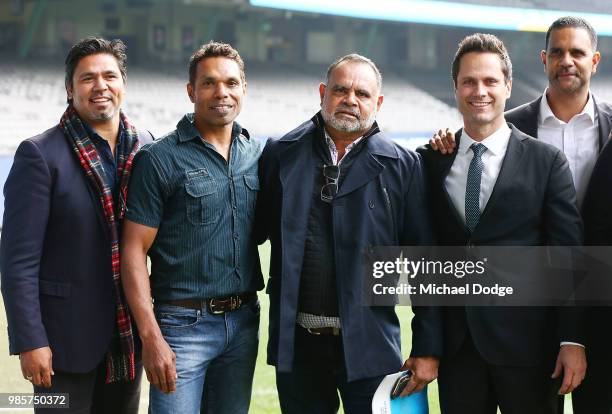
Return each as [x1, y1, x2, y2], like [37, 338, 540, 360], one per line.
[505, 95, 612, 245]
[257, 115, 435, 381]
[417, 125, 584, 366]
[0, 125, 152, 373]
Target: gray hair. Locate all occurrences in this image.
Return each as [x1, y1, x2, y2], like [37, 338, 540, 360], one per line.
[325, 54, 382, 92]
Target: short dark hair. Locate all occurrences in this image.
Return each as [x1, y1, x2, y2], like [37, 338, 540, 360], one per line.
[545, 16, 597, 51]
[325, 53, 382, 92]
[64, 37, 127, 92]
[188, 41, 245, 86]
[451, 33, 512, 86]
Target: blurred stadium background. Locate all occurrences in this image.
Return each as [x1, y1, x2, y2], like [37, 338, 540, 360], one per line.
[1, 0, 612, 412]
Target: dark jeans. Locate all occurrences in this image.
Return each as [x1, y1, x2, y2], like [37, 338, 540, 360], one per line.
[149, 300, 260, 414]
[33, 354, 143, 414]
[276, 326, 384, 414]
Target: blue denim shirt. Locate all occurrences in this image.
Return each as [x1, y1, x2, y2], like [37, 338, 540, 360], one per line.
[125, 114, 263, 300]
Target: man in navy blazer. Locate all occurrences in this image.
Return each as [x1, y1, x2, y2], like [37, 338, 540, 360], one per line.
[0, 38, 151, 413]
[430, 17, 612, 414]
[257, 54, 436, 413]
[419, 33, 585, 414]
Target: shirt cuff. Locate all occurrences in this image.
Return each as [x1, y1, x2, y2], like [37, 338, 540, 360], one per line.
[560, 341, 585, 348]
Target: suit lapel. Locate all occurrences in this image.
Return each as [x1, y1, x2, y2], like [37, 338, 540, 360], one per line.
[63, 133, 110, 241]
[84, 183, 111, 238]
[478, 129, 526, 227]
[594, 96, 612, 151]
[438, 131, 467, 234]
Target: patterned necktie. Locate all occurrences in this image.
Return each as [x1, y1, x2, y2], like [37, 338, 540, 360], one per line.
[465, 143, 487, 232]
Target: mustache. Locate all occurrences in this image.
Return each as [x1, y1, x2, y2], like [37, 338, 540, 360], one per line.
[90, 93, 113, 99]
[334, 105, 360, 118]
[556, 70, 578, 77]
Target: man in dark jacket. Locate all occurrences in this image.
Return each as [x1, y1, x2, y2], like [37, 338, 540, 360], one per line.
[257, 54, 435, 413]
[420, 32, 585, 414]
[0, 37, 151, 413]
[430, 17, 612, 413]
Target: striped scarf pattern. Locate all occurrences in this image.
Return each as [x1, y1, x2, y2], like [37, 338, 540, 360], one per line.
[59, 105, 139, 383]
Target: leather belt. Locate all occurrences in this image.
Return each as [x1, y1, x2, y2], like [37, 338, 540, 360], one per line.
[157, 292, 256, 315]
[304, 327, 341, 336]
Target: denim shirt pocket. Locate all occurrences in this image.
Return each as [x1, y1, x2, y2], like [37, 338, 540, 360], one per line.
[243, 174, 260, 217]
[185, 171, 220, 225]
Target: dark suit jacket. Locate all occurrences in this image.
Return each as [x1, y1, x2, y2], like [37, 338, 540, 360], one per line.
[257, 115, 436, 381]
[0, 125, 152, 373]
[417, 125, 583, 367]
[505, 95, 612, 245]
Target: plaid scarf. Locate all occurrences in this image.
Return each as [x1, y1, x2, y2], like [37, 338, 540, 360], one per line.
[59, 105, 139, 383]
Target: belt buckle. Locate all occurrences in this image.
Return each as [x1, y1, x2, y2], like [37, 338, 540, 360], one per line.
[209, 295, 243, 314]
[232, 295, 242, 310]
[209, 298, 226, 315]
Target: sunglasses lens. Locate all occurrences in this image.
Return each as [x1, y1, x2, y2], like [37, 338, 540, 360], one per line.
[321, 165, 340, 203]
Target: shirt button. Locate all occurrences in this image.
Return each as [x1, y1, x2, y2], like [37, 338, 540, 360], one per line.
[234, 233, 239, 240]
[233, 205, 237, 209]
[368, 201, 375, 209]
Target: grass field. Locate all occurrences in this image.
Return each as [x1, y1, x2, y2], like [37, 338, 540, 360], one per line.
[0, 242, 572, 413]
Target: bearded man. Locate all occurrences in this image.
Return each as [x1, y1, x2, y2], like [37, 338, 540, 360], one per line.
[256, 54, 434, 413]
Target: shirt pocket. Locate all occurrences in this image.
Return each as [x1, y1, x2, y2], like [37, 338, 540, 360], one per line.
[185, 172, 220, 225]
[243, 174, 260, 217]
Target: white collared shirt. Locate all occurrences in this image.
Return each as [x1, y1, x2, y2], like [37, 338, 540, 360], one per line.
[538, 89, 598, 207]
[445, 123, 512, 225]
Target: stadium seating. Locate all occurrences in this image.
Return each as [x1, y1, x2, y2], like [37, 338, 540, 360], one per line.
[0, 61, 461, 152]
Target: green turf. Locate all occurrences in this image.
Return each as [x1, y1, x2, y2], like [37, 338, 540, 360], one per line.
[0, 241, 573, 413]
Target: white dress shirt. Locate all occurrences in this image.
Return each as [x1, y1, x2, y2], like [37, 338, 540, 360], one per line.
[445, 123, 511, 225]
[538, 90, 599, 207]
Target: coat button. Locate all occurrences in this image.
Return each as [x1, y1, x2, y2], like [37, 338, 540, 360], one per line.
[368, 201, 375, 209]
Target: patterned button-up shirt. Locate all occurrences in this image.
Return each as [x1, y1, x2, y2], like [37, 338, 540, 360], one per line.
[126, 113, 263, 300]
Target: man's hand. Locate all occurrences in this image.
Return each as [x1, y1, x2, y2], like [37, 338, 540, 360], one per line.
[551, 344, 587, 394]
[142, 335, 177, 394]
[429, 128, 456, 154]
[122, 219, 173, 392]
[399, 356, 439, 397]
[20, 346, 53, 388]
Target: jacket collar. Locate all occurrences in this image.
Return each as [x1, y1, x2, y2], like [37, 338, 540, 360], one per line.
[176, 113, 249, 143]
[524, 93, 610, 150]
[279, 112, 397, 159]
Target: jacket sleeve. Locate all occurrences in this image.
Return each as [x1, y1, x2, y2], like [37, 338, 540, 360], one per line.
[254, 138, 275, 245]
[583, 139, 612, 245]
[543, 150, 583, 246]
[404, 152, 443, 358]
[0, 140, 52, 354]
[543, 149, 586, 344]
